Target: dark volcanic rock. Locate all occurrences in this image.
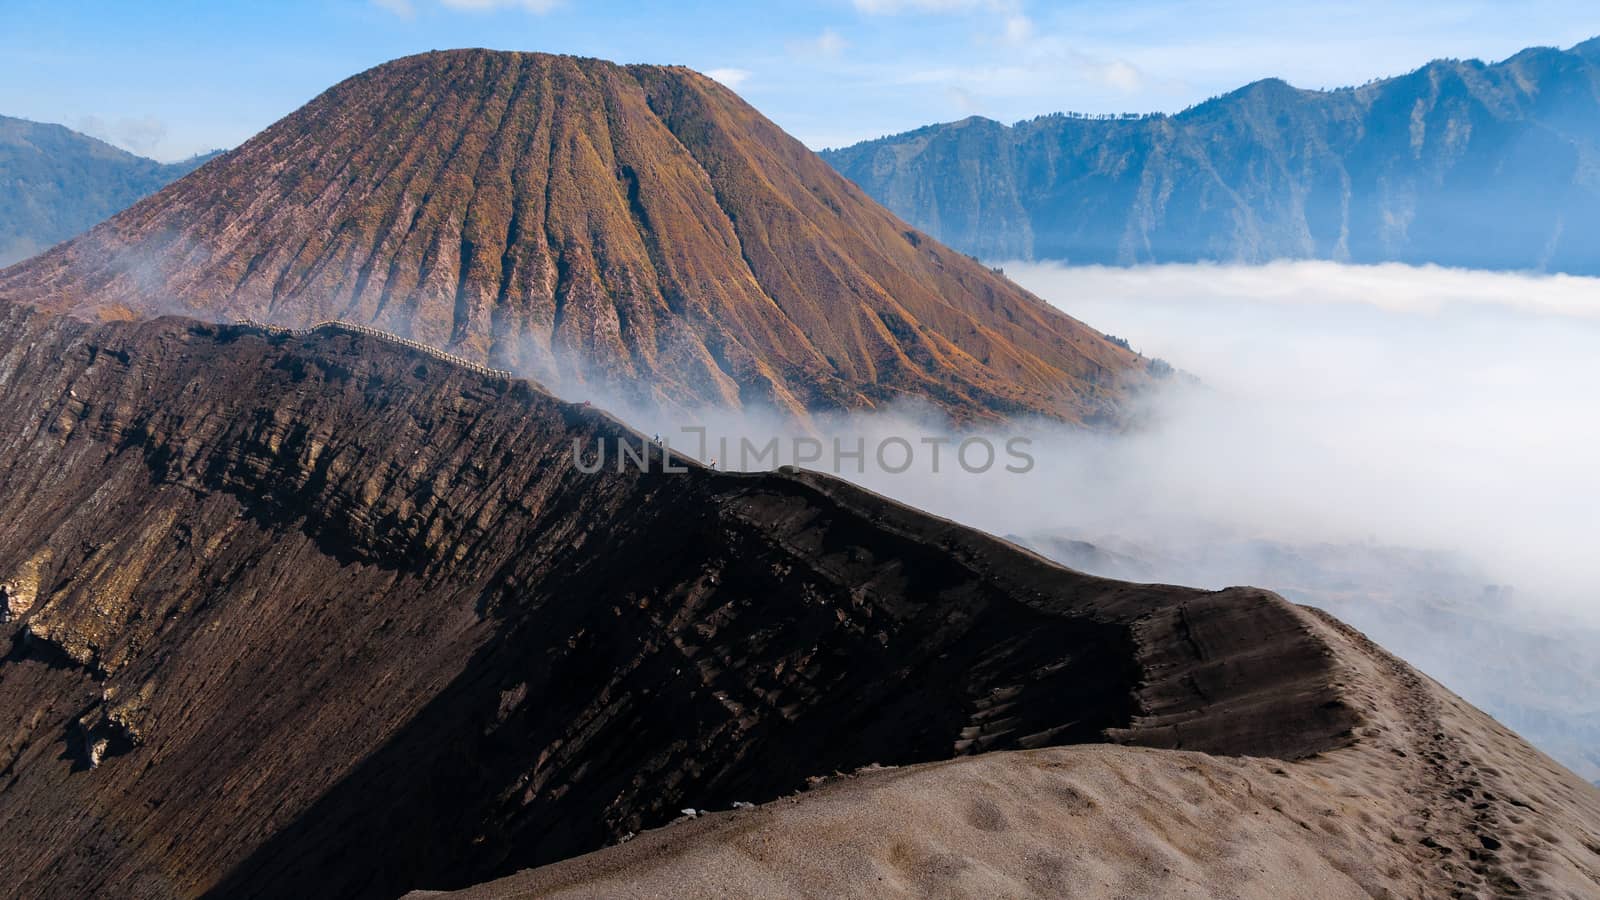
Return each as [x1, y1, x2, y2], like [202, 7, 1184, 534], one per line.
[0, 303, 1350, 898]
[0, 50, 1140, 425]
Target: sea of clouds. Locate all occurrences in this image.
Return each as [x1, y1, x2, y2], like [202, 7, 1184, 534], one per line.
[997, 260, 1600, 625]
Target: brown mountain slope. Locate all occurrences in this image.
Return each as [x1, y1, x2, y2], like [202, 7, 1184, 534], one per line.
[0, 50, 1139, 423]
[0, 302, 1358, 898]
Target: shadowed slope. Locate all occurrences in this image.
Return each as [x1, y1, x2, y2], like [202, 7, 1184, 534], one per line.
[414, 619, 1600, 900]
[0, 50, 1139, 424]
[0, 304, 1345, 898]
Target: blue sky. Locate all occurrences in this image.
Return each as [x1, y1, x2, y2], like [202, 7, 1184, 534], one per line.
[3, 0, 1597, 160]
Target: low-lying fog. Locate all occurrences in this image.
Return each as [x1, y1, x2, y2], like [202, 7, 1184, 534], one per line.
[598, 260, 1600, 779]
[1001, 260, 1600, 623]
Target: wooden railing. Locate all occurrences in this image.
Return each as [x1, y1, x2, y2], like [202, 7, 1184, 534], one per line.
[234, 319, 515, 380]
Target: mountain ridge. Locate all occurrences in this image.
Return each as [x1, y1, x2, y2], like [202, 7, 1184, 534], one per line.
[0, 300, 1348, 896]
[822, 38, 1600, 272]
[408, 604, 1600, 899]
[0, 114, 218, 266]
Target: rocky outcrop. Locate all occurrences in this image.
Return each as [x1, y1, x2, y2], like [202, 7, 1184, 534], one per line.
[0, 302, 1350, 898]
[0, 50, 1141, 425]
[0, 549, 48, 622]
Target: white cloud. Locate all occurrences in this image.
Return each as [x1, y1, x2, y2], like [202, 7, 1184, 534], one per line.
[706, 68, 752, 89]
[898, 48, 1148, 106]
[789, 28, 849, 58]
[944, 86, 980, 114]
[75, 114, 169, 158]
[1041, 260, 1600, 321]
[1099, 59, 1143, 92]
[996, 260, 1600, 622]
[1002, 14, 1033, 44]
[851, 0, 1026, 43]
[370, 0, 415, 16]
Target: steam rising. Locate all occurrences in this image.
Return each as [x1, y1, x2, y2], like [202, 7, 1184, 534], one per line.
[589, 261, 1597, 622]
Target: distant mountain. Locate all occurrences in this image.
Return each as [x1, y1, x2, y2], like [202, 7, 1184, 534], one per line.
[0, 51, 1141, 425]
[0, 116, 217, 266]
[823, 38, 1600, 273]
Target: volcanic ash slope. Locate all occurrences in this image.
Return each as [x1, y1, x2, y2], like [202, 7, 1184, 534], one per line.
[0, 50, 1140, 424]
[416, 610, 1600, 899]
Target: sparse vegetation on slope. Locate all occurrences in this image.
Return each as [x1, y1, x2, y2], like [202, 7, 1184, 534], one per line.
[0, 51, 1141, 425]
